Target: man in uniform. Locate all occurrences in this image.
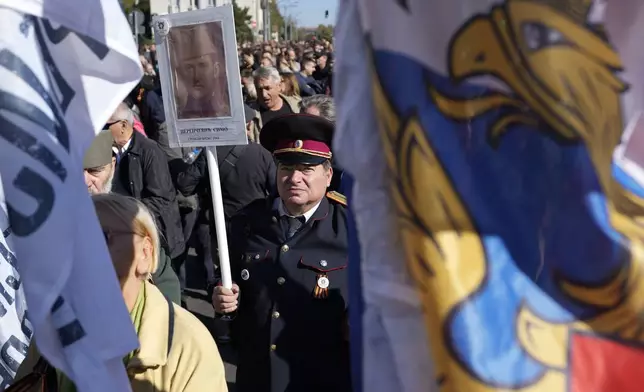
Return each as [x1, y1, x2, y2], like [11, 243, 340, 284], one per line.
[170, 22, 231, 119]
[211, 114, 351, 392]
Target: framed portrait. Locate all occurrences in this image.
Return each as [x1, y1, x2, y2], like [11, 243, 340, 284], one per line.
[153, 5, 247, 148]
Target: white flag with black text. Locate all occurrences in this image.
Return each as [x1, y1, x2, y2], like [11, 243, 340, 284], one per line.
[0, 0, 142, 389]
[0, 207, 31, 388]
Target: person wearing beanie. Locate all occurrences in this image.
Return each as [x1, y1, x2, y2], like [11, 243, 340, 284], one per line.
[83, 130, 116, 195]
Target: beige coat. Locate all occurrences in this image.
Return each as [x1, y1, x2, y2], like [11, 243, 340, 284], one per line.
[15, 282, 227, 392]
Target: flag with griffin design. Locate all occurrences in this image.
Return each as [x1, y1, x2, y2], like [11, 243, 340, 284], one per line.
[335, 0, 644, 391]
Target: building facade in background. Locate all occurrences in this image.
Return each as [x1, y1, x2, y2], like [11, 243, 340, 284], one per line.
[149, 0, 263, 39]
[235, 0, 264, 37]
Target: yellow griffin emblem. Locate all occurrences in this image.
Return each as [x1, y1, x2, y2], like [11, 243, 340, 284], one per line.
[430, 0, 625, 192]
[372, 0, 644, 391]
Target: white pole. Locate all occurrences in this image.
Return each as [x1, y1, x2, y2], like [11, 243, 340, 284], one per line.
[205, 146, 233, 289]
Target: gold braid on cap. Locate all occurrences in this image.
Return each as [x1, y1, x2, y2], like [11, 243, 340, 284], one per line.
[525, 0, 593, 23]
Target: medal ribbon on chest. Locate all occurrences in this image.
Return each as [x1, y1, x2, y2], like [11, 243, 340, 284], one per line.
[313, 273, 329, 299]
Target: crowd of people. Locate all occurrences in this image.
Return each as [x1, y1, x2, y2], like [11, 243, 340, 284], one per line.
[10, 36, 348, 392]
[239, 39, 334, 102]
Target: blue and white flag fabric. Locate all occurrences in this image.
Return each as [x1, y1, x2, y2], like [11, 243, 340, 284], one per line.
[0, 209, 31, 388]
[336, 0, 644, 391]
[0, 0, 142, 390]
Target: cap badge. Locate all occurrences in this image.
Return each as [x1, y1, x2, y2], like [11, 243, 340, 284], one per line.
[294, 140, 303, 149]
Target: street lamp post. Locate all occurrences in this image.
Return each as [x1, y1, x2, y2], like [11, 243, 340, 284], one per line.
[289, 10, 300, 41]
[279, 0, 298, 41]
[261, 0, 269, 41]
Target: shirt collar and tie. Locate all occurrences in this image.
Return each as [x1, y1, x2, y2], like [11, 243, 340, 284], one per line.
[277, 199, 321, 223]
[276, 199, 322, 239]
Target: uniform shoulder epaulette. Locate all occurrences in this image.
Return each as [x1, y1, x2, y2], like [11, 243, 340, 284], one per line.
[326, 191, 347, 206]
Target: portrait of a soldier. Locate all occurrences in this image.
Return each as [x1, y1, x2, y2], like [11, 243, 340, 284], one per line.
[169, 22, 232, 119]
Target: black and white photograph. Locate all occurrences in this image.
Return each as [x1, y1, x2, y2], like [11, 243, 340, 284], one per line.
[154, 5, 246, 148]
[169, 21, 232, 119]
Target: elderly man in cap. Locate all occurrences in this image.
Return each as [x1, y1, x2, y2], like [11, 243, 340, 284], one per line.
[84, 128, 182, 305]
[83, 130, 116, 195]
[211, 114, 351, 392]
[171, 23, 231, 119]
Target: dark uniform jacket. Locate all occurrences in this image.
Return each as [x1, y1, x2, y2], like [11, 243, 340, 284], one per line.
[172, 143, 276, 222]
[112, 131, 185, 259]
[227, 194, 351, 392]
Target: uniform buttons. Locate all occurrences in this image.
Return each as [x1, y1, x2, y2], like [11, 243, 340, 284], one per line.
[281, 244, 289, 253]
[272, 216, 278, 223]
[254, 254, 260, 260]
[270, 344, 277, 351]
[272, 311, 280, 319]
[277, 277, 286, 285]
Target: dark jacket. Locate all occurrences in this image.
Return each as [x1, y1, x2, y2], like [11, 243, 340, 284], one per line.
[113, 131, 185, 259]
[153, 122, 198, 211]
[172, 143, 276, 222]
[140, 86, 165, 142]
[180, 95, 230, 119]
[313, 66, 332, 94]
[313, 65, 331, 83]
[227, 195, 351, 392]
[294, 73, 318, 97]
